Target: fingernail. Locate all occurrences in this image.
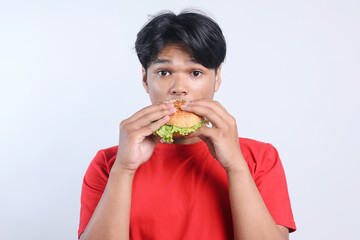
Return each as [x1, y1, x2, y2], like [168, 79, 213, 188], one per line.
[181, 102, 190, 109]
[166, 102, 174, 108]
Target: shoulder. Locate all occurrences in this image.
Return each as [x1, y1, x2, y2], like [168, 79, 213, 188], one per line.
[239, 137, 277, 155]
[238, 137, 281, 176]
[88, 145, 118, 174]
[239, 137, 267, 147]
[99, 145, 118, 161]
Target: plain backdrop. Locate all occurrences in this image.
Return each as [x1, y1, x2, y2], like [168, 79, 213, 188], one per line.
[1, 0, 359, 239]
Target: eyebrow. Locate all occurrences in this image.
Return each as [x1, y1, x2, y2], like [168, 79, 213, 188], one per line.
[152, 58, 199, 65]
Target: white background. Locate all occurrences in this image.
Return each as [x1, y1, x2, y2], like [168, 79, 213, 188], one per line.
[1, 0, 359, 239]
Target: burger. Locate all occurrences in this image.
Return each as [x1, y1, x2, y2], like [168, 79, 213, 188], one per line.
[154, 99, 205, 142]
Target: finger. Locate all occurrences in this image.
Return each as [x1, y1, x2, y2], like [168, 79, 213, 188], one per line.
[181, 100, 225, 128]
[196, 99, 229, 118]
[132, 106, 176, 129]
[185, 125, 218, 140]
[133, 115, 170, 138]
[213, 100, 230, 115]
[124, 101, 173, 124]
[150, 133, 162, 144]
[124, 102, 174, 130]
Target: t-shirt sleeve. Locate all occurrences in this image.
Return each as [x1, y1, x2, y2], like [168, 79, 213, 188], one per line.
[255, 143, 296, 232]
[78, 150, 109, 239]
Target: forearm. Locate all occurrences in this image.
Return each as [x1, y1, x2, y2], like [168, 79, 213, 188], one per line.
[227, 158, 286, 240]
[80, 166, 134, 240]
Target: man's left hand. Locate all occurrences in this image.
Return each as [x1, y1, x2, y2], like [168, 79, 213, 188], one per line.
[181, 99, 245, 171]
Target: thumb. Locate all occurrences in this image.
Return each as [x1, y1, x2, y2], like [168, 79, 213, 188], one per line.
[150, 134, 162, 144]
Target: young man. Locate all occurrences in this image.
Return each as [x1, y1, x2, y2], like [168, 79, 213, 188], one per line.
[78, 10, 296, 240]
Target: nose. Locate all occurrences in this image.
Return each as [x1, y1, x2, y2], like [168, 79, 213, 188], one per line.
[170, 74, 188, 96]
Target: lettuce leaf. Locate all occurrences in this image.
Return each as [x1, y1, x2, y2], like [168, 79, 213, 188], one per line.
[154, 121, 205, 143]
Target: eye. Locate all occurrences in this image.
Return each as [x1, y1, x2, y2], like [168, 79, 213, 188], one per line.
[157, 70, 171, 77]
[191, 71, 202, 77]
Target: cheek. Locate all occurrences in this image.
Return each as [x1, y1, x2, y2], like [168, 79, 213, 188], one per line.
[194, 79, 216, 97]
[147, 79, 169, 102]
[148, 80, 165, 94]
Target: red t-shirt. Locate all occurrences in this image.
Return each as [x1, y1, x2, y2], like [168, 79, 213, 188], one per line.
[78, 137, 296, 239]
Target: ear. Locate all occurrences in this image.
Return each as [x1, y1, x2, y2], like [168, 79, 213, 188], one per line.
[142, 67, 149, 93]
[214, 64, 222, 92]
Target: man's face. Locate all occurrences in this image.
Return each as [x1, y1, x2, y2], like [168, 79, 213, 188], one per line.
[142, 43, 222, 104]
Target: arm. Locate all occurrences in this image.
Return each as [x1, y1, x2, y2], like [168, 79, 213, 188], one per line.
[79, 102, 176, 240]
[227, 160, 289, 240]
[79, 168, 135, 240]
[181, 100, 289, 240]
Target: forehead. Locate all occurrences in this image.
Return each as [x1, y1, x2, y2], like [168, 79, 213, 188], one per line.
[149, 42, 200, 67]
[156, 43, 194, 59]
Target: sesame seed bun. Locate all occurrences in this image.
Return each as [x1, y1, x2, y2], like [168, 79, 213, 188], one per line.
[153, 99, 205, 142]
[168, 99, 203, 128]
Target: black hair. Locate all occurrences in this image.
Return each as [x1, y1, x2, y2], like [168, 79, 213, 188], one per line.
[135, 10, 226, 74]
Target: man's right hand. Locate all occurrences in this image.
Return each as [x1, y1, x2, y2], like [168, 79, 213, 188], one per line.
[79, 102, 176, 240]
[113, 101, 176, 174]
